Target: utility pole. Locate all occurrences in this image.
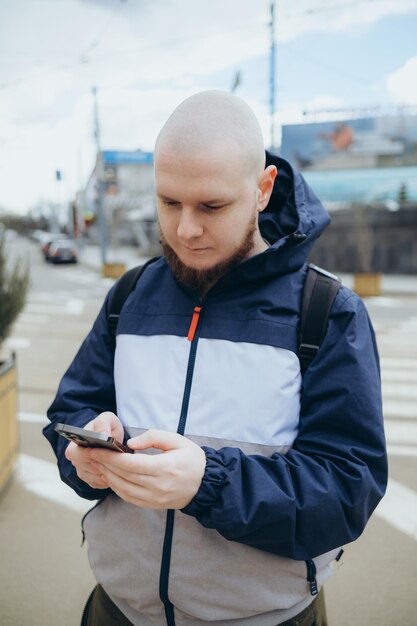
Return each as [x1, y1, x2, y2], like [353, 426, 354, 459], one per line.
[269, 2, 276, 150]
[92, 85, 107, 266]
[52, 169, 62, 233]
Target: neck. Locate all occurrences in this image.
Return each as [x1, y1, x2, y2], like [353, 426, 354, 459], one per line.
[250, 231, 269, 257]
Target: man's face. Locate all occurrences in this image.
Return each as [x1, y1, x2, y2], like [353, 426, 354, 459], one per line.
[155, 148, 263, 279]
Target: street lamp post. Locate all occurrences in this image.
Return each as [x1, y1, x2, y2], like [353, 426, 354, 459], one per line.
[92, 86, 108, 267]
[269, 2, 276, 151]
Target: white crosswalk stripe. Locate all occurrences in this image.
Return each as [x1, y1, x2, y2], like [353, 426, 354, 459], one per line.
[25, 299, 85, 316]
[381, 369, 417, 383]
[5, 275, 112, 353]
[377, 317, 417, 442]
[370, 304, 417, 540]
[384, 420, 417, 444]
[383, 382, 417, 399]
[18, 453, 92, 513]
[375, 479, 417, 541]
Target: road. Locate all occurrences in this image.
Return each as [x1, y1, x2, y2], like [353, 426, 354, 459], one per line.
[1, 236, 417, 625]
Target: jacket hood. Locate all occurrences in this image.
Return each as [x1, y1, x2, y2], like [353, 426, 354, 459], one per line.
[212, 152, 331, 292]
[261, 151, 330, 268]
[262, 151, 330, 249]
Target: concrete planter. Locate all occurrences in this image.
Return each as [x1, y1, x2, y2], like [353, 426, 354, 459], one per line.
[102, 262, 126, 279]
[353, 273, 383, 297]
[0, 352, 19, 492]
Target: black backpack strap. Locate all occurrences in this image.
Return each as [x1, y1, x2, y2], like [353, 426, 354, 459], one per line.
[107, 257, 160, 336]
[298, 263, 341, 375]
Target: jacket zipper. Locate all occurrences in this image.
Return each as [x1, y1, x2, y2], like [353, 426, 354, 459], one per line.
[306, 559, 318, 596]
[80, 498, 107, 547]
[187, 306, 202, 342]
[159, 302, 204, 626]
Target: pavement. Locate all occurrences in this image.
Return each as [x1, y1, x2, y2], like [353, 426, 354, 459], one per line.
[78, 244, 152, 272]
[78, 243, 417, 296]
[1, 238, 417, 626]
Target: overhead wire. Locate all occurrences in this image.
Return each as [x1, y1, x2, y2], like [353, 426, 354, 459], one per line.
[0, 0, 128, 91]
[1, 0, 416, 91]
[280, 0, 417, 19]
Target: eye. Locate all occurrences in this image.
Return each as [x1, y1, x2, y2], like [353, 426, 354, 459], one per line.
[161, 199, 180, 207]
[202, 203, 227, 211]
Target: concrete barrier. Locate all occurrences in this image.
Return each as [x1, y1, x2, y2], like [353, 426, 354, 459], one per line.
[0, 353, 18, 492]
[102, 262, 126, 278]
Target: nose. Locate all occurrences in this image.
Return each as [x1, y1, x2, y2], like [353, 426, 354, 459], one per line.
[176, 207, 203, 241]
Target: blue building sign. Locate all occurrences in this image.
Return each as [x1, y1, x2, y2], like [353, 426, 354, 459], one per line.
[102, 150, 153, 165]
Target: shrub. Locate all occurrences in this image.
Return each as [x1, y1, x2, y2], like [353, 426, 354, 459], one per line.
[0, 236, 30, 349]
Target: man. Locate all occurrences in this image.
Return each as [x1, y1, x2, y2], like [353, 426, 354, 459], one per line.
[44, 91, 387, 626]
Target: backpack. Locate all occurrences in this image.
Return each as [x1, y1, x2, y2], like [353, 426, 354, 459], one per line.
[107, 259, 341, 375]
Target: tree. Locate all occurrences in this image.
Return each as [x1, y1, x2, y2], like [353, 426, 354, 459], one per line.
[398, 182, 408, 204]
[352, 203, 374, 273]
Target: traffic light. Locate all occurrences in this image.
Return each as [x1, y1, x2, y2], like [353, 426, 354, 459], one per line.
[84, 212, 95, 228]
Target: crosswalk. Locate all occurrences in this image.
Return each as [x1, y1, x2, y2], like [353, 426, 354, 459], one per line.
[9, 288, 417, 542]
[375, 314, 417, 436]
[371, 308, 417, 537]
[5, 268, 113, 352]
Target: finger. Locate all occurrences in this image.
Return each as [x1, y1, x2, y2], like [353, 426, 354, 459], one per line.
[100, 465, 145, 493]
[65, 442, 103, 475]
[102, 470, 161, 507]
[128, 429, 189, 452]
[99, 463, 160, 489]
[65, 441, 93, 463]
[88, 412, 123, 439]
[75, 461, 103, 476]
[74, 464, 109, 489]
[65, 441, 77, 461]
[90, 448, 160, 477]
[76, 468, 109, 489]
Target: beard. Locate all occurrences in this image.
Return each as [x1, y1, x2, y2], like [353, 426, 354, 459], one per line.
[160, 216, 257, 293]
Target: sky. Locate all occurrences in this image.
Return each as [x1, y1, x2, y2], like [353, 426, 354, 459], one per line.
[1, 0, 417, 215]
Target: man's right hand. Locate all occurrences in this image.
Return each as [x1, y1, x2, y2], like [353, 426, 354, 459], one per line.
[64, 412, 124, 490]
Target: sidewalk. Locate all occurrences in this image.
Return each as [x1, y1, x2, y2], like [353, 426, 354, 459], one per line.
[79, 244, 417, 296]
[78, 244, 151, 272]
[338, 273, 417, 297]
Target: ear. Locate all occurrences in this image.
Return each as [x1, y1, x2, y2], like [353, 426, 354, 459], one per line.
[257, 165, 277, 212]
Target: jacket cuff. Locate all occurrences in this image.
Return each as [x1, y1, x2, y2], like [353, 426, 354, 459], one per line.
[182, 447, 227, 515]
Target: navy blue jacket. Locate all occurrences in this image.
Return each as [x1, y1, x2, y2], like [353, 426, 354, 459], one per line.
[44, 152, 387, 567]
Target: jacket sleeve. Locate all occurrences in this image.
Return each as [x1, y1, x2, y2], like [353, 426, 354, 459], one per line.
[43, 288, 117, 500]
[182, 290, 388, 560]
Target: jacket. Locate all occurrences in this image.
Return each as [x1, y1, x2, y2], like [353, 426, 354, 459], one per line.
[44, 152, 388, 626]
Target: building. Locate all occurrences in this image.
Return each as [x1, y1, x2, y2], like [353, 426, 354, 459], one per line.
[281, 113, 417, 171]
[82, 150, 157, 249]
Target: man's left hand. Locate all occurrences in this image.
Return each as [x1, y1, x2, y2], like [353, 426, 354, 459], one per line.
[89, 429, 206, 509]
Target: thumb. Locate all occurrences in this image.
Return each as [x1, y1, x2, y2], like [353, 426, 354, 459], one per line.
[128, 429, 188, 452]
[89, 412, 122, 438]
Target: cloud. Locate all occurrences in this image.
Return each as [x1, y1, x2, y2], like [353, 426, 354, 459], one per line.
[387, 56, 417, 104]
[278, 0, 417, 42]
[1, 0, 417, 213]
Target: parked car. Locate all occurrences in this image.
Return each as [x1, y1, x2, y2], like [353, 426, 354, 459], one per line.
[47, 240, 78, 264]
[40, 233, 67, 259]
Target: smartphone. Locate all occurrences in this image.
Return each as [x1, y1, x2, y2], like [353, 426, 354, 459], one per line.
[54, 423, 134, 453]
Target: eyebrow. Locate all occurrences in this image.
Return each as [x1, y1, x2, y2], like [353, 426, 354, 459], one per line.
[157, 193, 229, 205]
[157, 194, 179, 202]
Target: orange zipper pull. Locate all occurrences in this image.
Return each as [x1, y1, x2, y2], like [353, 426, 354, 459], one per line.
[187, 306, 202, 342]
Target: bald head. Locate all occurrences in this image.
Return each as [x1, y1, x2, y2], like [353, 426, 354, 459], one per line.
[155, 90, 266, 179]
